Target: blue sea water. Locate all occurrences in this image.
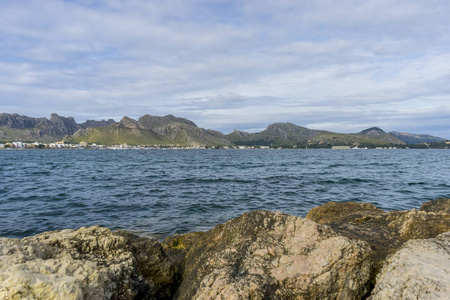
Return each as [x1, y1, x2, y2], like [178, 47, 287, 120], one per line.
[1, 149, 449, 239]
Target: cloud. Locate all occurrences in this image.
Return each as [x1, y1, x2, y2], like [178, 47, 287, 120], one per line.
[0, 0, 449, 138]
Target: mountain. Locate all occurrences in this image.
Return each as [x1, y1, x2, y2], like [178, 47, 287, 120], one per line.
[360, 127, 385, 135]
[1, 112, 446, 148]
[68, 114, 231, 146]
[227, 123, 331, 146]
[227, 123, 405, 147]
[0, 113, 79, 135]
[358, 127, 405, 144]
[0, 113, 79, 142]
[358, 127, 446, 144]
[0, 113, 116, 143]
[79, 119, 116, 129]
[389, 131, 446, 144]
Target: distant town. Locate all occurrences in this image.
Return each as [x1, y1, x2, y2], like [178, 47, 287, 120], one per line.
[2, 141, 449, 150]
[0, 141, 271, 150]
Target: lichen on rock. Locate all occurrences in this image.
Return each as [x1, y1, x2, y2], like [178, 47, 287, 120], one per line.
[177, 210, 373, 300]
[305, 198, 450, 279]
[0, 199, 448, 299]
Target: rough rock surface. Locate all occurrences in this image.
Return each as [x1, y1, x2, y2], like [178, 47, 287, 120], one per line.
[177, 210, 373, 300]
[162, 232, 204, 272]
[0, 226, 175, 300]
[420, 198, 450, 214]
[370, 232, 450, 299]
[79, 119, 116, 129]
[1, 201, 447, 299]
[305, 199, 450, 276]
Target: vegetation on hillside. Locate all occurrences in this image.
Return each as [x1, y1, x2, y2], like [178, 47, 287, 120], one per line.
[1, 113, 448, 148]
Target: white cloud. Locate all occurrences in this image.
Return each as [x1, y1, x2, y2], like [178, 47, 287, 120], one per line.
[0, 0, 449, 138]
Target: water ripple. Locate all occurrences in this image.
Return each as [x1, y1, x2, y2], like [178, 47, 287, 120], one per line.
[1, 149, 449, 239]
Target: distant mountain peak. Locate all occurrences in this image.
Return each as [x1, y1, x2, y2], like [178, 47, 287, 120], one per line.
[119, 116, 138, 129]
[79, 118, 116, 129]
[232, 130, 251, 138]
[137, 114, 198, 129]
[360, 127, 386, 135]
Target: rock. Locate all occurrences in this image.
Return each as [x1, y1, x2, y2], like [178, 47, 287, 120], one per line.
[0, 113, 81, 142]
[420, 198, 450, 214]
[162, 232, 205, 271]
[370, 232, 450, 299]
[119, 116, 139, 129]
[306, 202, 384, 224]
[1, 201, 447, 299]
[386, 208, 450, 240]
[0, 226, 176, 300]
[79, 119, 117, 129]
[177, 210, 373, 300]
[49, 113, 80, 136]
[305, 200, 450, 278]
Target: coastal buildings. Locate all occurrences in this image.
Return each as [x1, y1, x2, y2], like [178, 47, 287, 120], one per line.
[0, 142, 272, 150]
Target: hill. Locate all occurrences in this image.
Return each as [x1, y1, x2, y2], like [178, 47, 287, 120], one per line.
[1, 112, 447, 148]
[390, 131, 447, 144]
[227, 123, 332, 146]
[68, 114, 231, 146]
[227, 123, 406, 148]
[0, 113, 116, 143]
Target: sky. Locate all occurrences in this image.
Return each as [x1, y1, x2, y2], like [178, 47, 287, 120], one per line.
[1, 0, 450, 137]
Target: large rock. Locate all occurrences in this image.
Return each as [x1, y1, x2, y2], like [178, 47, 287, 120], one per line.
[305, 199, 450, 277]
[0, 226, 176, 300]
[370, 232, 450, 299]
[420, 198, 450, 214]
[177, 210, 373, 300]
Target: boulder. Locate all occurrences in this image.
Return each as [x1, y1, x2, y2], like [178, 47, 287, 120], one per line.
[305, 199, 450, 277]
[370, 232, 450, 299]
[0, 226, 176, 300]
[177, 210, 373, 300]
[420, 198, 450, 214]
[386, 208, 450, 240]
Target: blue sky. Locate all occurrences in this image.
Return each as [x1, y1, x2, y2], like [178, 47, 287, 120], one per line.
[1, 0, 450, 137]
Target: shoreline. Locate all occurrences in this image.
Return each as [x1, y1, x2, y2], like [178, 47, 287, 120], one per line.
[1, 199, 449, 299]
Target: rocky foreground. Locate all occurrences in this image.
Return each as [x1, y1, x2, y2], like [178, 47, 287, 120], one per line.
[1, 199, 449, 300]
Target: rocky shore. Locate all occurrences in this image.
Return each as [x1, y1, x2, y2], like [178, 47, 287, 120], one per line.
[1, 199, 449, 299]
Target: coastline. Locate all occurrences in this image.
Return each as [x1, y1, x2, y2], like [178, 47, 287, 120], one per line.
[1, 199, 449, 299]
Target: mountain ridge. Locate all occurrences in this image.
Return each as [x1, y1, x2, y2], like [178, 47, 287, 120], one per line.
[71, 114, 230, 146]
[0, 113, 447, 147]
[390, 131, 447, 144]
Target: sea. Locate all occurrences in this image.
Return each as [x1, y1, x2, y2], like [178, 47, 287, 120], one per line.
[1, 149, 449, 240]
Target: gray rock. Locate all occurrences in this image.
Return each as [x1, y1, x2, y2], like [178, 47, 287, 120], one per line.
[370, 232, 450, 299]
[0, 226, 176, 300]
[79, 119, 116, 129]
[305, 200, 450, 279]
[177, 210, 373, 300]
[0, 113, 81, 142]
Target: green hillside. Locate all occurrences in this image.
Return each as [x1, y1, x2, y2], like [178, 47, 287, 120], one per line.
[68, 115, 231, 146]
[226, 123, 405, 147]
[0, 127, 61, 143]
[227, 123, 332, 146]
[69, 126, 166, 145]
[3, 112, 438, 148]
